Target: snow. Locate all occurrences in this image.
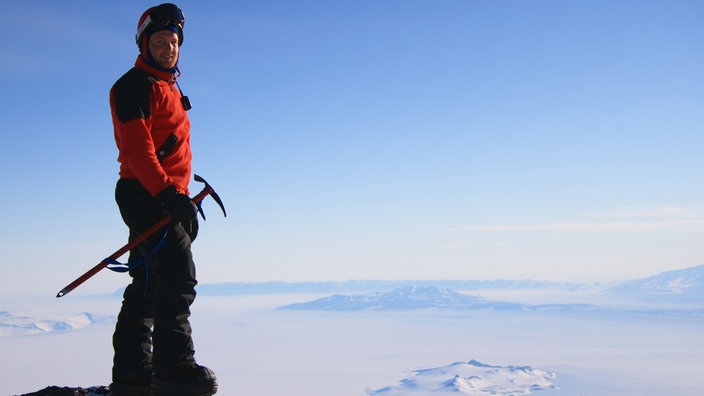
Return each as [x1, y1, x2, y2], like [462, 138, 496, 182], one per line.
[0, 311, 110, 337]
[277, 286, 511, 311]
[606, 265, 704, 304]
[1, 266, 703, 395]
[368, 360, 558, 395]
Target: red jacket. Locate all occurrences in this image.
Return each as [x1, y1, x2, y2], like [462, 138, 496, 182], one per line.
[110, 56, 191, 196]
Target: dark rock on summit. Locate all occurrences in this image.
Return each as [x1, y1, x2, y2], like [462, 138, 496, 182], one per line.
[15, 386, 110, 396]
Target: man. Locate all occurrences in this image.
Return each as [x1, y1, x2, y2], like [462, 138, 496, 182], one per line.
[109, 4, 217, 396]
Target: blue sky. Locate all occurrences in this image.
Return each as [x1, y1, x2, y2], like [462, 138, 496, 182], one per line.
[1, 0, 703, 297]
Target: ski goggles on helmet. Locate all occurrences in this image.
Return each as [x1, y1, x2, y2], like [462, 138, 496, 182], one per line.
[136, 3, 185, 45]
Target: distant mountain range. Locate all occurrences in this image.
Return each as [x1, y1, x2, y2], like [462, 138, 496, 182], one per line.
[276, 265, 704, 312]
[277, 285, 601, 312]
[277, 286, 526, 311]
[196, 264, 703, 304]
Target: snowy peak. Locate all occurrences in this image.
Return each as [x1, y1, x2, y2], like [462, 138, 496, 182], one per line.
[277, 286, 526, 311]
[279, 285, 587, 311]
[0, 311, 109, 337]
[633, 265, 703, 293]
[608, 265, 704, 302]
[368, 359, 557, 395]
[371, 286, 487, 309]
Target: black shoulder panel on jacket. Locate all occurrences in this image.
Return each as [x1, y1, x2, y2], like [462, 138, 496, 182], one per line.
[112, 68, 157, 123]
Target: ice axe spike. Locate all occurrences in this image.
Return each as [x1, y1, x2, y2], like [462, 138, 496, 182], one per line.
[56, 174, 226, 298]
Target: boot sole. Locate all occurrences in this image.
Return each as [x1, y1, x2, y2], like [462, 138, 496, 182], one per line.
[109, 382, 152, 396]
[151, 377, 217, 396]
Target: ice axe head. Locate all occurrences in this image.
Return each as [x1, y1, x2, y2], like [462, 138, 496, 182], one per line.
[193, 174, 226, 220]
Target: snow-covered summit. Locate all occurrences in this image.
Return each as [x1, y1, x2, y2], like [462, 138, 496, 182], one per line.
[367, 359, 558, 395]
[606, 264, 704, 303]
[277, 285, 603, 311]
[278, 286, 524, 311]
[0, 311, 110, 338]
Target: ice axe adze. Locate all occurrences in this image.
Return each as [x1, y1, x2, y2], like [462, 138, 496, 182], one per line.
[56, 174, 226, 298]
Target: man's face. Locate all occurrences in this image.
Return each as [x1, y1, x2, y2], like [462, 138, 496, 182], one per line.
[148, 30, 180, 69]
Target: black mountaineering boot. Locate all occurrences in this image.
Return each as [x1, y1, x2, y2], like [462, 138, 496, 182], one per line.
[152, 364, 218, 395]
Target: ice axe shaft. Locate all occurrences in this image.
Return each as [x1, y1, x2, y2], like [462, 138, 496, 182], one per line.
[56, 175, 225, 298]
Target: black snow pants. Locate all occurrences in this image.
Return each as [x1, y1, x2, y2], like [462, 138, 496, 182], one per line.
[112, 178, 200, 382]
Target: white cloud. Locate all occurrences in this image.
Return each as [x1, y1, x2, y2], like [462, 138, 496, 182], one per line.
[460, 206, 704, 233]
[590, 205, 699, 219]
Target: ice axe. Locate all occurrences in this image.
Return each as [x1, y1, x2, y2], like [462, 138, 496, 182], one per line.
[56, 174, 226, 298]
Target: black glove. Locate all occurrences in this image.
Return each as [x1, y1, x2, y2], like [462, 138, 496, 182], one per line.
[183, 217, 199, 242]
[157, 185, 197, 222]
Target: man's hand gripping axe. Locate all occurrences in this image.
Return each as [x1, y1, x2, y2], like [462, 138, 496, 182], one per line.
[56, 174, 226, 298]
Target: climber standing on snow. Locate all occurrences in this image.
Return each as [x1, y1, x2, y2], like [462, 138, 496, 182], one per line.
[108, 3, 217, 395]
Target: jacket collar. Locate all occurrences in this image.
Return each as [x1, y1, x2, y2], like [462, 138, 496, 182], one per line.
[134, 56, 178, 82]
